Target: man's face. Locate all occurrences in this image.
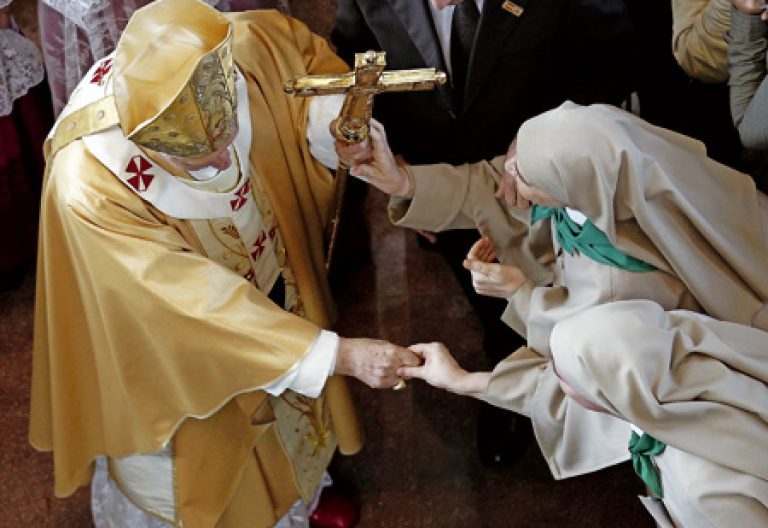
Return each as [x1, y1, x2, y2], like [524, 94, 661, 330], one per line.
[167, 122, 239, 172]
[431, 0, 464, 10]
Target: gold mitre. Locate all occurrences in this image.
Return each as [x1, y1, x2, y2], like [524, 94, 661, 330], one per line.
[113, 0, 237, 157]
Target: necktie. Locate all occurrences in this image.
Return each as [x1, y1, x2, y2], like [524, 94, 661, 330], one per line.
[450, 0, 480, 108]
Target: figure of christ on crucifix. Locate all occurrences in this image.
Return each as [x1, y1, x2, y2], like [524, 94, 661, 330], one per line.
[285, 49, 446, 269]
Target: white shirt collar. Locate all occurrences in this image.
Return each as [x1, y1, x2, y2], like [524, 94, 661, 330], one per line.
[428, 0, 485, 75]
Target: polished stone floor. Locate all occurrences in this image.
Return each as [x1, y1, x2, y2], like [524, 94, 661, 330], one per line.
[0, 1, 653, 526]
[0, 187, 652, 527]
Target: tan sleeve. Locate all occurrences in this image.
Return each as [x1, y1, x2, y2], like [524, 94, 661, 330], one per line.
[388, 159, 498, 231]
[672, 0, 731, 82]
[500, 281, 535, 338]
[484, 345, 632, 479]
[483, 346, 549, 416]
[727, 6, 768, 149]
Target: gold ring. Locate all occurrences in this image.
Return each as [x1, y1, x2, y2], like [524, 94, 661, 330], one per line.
[392, 378, 407, 391]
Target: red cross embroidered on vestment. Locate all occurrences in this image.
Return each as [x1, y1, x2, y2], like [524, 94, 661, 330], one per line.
[250, 231, 267, 261]
[125, 156, 154, 192]
[230, 181, 250, 212]
[90, 58, 113, 85]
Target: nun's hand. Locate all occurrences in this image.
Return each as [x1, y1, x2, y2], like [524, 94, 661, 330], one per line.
[463, 237, 527, 298]
[345, 119, 413, 198]
[398, 342, 490, 396]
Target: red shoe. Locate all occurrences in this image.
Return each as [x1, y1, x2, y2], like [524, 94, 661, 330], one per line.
[309, 487, 359, 528]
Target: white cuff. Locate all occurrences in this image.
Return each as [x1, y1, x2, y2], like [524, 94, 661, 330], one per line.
[307, 94, 344, 169]
[262, 330, 339, 397]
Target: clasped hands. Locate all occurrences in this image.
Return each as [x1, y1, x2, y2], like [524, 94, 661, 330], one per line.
[463, 236, 526, 299]
[465, 141, 530, 300]
[334, 337, 489, 395]
[335, 337, 420, 389]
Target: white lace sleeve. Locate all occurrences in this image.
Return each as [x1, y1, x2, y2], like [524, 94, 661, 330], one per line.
[39, 0, 290, 116]
[0, 28, 45, 116]
[41, 0, 220, 25]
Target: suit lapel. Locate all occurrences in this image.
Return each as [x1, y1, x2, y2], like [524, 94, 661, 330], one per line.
[387, 0, 446, 71]
[387, 0, 455, 111]
[464, 0, 530, 111]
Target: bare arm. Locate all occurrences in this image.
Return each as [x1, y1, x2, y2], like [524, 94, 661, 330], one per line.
[398, 342, 491, 397]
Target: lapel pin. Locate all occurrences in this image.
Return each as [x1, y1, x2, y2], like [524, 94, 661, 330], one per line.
[501, 0, 524, 16]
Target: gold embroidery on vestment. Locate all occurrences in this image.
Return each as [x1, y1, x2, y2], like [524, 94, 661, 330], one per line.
[279, 393, 332, 458]
[221, 224, 240, 240]
[207, 219, 248, 258]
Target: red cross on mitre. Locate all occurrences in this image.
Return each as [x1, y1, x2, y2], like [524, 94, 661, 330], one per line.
[250, 231, 267, 261]
[230, 181, 250, 212]
[125, 155, 154, 192]
[90, 58, 113, 85]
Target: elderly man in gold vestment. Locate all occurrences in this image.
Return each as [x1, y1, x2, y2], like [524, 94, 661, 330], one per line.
[29, 1, 420, 526]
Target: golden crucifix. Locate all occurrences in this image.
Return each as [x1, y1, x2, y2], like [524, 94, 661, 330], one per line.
[284, 50, 446, 269]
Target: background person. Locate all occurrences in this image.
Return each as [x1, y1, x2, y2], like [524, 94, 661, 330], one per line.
[727, 0, 768, 189]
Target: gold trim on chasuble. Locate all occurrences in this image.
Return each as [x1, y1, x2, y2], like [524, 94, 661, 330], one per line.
[107, 451, 183, 527]
[186, 155, 336, 503]
[271, 393, 335, 501]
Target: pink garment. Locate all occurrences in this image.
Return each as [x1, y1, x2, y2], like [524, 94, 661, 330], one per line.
[0, 114, 20, 166]
[38, 0, 290, 116]
[0, 2, 50, 279]
[0, 80, 52, 275]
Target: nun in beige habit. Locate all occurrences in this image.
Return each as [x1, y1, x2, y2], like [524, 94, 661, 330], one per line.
[342, 102, 768, 527]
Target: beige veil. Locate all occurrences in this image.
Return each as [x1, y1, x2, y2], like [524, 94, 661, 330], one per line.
[516, 102, 768, 329]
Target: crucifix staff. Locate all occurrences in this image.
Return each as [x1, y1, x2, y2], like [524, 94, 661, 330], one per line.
[284, 50, 446, 269]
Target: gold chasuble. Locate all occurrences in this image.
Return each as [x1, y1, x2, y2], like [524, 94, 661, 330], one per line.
[30, 4, 361, 527]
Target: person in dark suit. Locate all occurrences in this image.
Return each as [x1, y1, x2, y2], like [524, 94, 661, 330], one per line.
[331, 0, 636, 467]
[332, 0, 634, 165]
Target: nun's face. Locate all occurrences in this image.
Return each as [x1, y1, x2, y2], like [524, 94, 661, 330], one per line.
[503, 142, 564, 210]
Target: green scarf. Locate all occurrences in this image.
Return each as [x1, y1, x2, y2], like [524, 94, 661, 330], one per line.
[531, 206, 656, 272]
[629, 431, 667, 497]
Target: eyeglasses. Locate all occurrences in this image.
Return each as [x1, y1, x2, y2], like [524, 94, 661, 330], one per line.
[509, 159, 532, 187]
